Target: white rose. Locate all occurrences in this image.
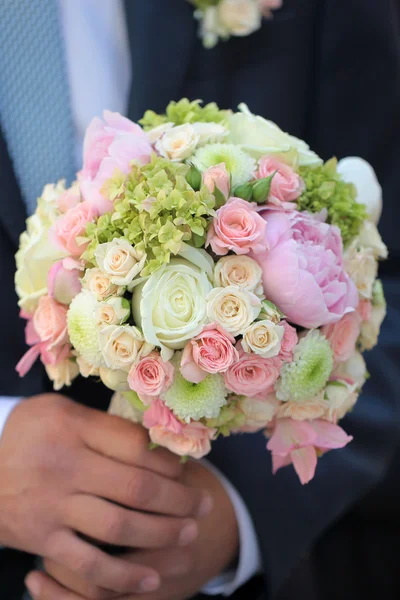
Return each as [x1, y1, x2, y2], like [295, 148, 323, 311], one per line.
[344, 243, 377, 300]
[277, 392, 327, 421]
[239, 394, 279, 432]
[337, 157, 382, 225]
[192, 122, 228, 146]
[227, 103, 322, 166]
[96, 297, 130, 326]
[95, 239, 146, 287]
[146, 122, 174, 144]
[359, 304, 386, 351]
[99, 367, 130, 392]
[45, 359, 79, 391]
[214, 255, 263, 296]
[242, 320, 284, 358]
[15, 213, 65, 314]
[99, 324, 153, 371]
[132, 258, 211, 361]
[76, 355, 100, 378]
[155, 124, 200, 161]
[332, 351, 367, 389]
[83, 268, 123, 301]
[324, 381, 358, 422]
[217, 0, 261, 36]
[206, 286, 261, 336]
[357, 221, 388, 260]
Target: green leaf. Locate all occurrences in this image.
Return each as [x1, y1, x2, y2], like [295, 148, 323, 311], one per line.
[233, 181, 254, 201]
[186, 164, 202, 191]
[213, 186, 227, 209]
[252, 173, 275, 204]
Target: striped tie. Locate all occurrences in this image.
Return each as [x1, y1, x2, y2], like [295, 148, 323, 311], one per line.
[0, 0, 75, 215]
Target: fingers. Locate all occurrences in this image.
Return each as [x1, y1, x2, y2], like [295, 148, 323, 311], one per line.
[63, 494, 199, 549]
[82, 412, 182, 479]
[45, 530, 161, 594]
[25, 571, 87, 600]
[77, 449, 213, 518]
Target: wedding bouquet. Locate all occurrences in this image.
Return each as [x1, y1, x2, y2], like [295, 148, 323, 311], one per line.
[15, 98, 387, 484]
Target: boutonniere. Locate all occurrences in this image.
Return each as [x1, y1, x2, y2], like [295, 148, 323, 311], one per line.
[189, 0, 283, 48]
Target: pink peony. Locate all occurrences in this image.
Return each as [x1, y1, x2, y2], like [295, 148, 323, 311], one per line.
[267, 418, 353, 484]
[80, 111, 152, 215]
[48, 258, 83, 305]
[50, 201, 98, 258]
[253, 210, 358, 329]
[143, 397, 182, 434]
[148, 422, 215, 459]
[256, 156, 304, 208]
[278, 321, 298, 363]
[128, 352, 174, 403]
[322, 311, 361, 363]
[224, 346, 281, 397]
[202, 163, 230, 201]
[206, 198, 268, 256]
[180, 323, 239, 383]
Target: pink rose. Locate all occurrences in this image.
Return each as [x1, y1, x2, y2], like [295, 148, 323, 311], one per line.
[322, 311, 361, 363]
[180, 323, 239, 384]
[206, 198, 268, 256]
[253, 210, 358, 328]
[224, 346, 281, 397]
[149, 422, 215, 459]
[256, 155, 304, 208]
[128, 352, 174, 403]
[143, 397, 182, 434]
[48, 258, 83, 305]
[202, 163, 230, 201]
[50, 201, 98, 257]
[80, 111, 152, 215]
[278, 321, 298, 363]
[357, 299, 372, 322]
[267, 418, 353, 484]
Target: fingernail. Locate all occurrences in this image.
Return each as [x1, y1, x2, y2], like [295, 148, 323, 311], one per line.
[25, 575, 40, 597]
[197, 493, 213, 518]
[179, 521, 198, 546]
[139, 575, 160, 592]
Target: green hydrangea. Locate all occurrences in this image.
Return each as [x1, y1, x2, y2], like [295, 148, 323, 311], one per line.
[140, 98, 230, 131]
[276, 330, 334, 403]
[162, 353, 228, 422]
[84, 155, 216, 275]
[298, 158, 368, 246]
[189, 0, 219, 10]
[206, 401, 246, 437]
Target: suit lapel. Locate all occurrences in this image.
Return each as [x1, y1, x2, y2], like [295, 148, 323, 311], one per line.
[0, 126, 27, 247]
[124, 0, 196, 122]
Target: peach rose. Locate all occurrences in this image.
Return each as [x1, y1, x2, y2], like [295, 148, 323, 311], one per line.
[45, 358, 79, 391]
[180, 323, 239, 384]
[238, 393, 280, 432]
[278, 321, 298, 362]
[206, 198, 268, 256]
[256, 155, 304, 207]
[277, 393, 327, 421]
[33, 295, 68, 351]
[322, 311, 361, 363]
[224, 347, 281, 397]
[149, 422, 215, 459]
[83, 268, 122, 301]
[202, 163, 230, 201]
[50, 201, 98, 257]
[214, 255, 263, 297]
[128, 352, 174, 403]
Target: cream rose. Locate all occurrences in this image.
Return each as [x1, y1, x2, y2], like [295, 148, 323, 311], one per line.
[359, 304, 387, 351]
[99, 366, 131, 391]
[132, 259, 212, 361]
[96, 297, 130, 326]
[357, 221, 388, 260]
[76, 356, 100, 378]
[344, 243, 377, 300]
[238, 394, 279, 432]
[206, 286, 261, 336]
[242, 319, 284, 358]
[99, 324, 153, 371]
[277, 393, 327, 421]
[95, 239, 146, 286]
[155, 124, 200, 161]
[324, 381, 358, 422]
[146, 122, 174, 144]
[192, 122, 228, 145]
[214, 255, 263, 297]
[217, 0, 261, 36]
[108, 391, 145, 424]
[83, 268, 122, 301]
[45, 359, 79, 391]
[332, 351, 367, 389]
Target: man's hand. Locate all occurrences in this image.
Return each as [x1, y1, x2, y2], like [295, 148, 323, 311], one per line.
[0, 394, 213, 595]
[25, 460, 239, 600]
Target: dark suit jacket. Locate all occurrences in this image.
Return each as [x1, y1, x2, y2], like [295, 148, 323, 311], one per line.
[1, 1, 399, 598]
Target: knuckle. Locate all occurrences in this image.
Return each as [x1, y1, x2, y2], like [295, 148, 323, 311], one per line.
[72, 550, 97, 579]
[103, 511, 125, 543]
[126, 471, 154, 507]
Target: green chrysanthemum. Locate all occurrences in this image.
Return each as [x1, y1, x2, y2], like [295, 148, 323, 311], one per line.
[162, 353, 228, 422]
[298, 158, 368, 246]
[67, 291, 104, 367]
[139, 98, 229, 131]
[192, 143, 256, 188]
[276, 330, 334, 403]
